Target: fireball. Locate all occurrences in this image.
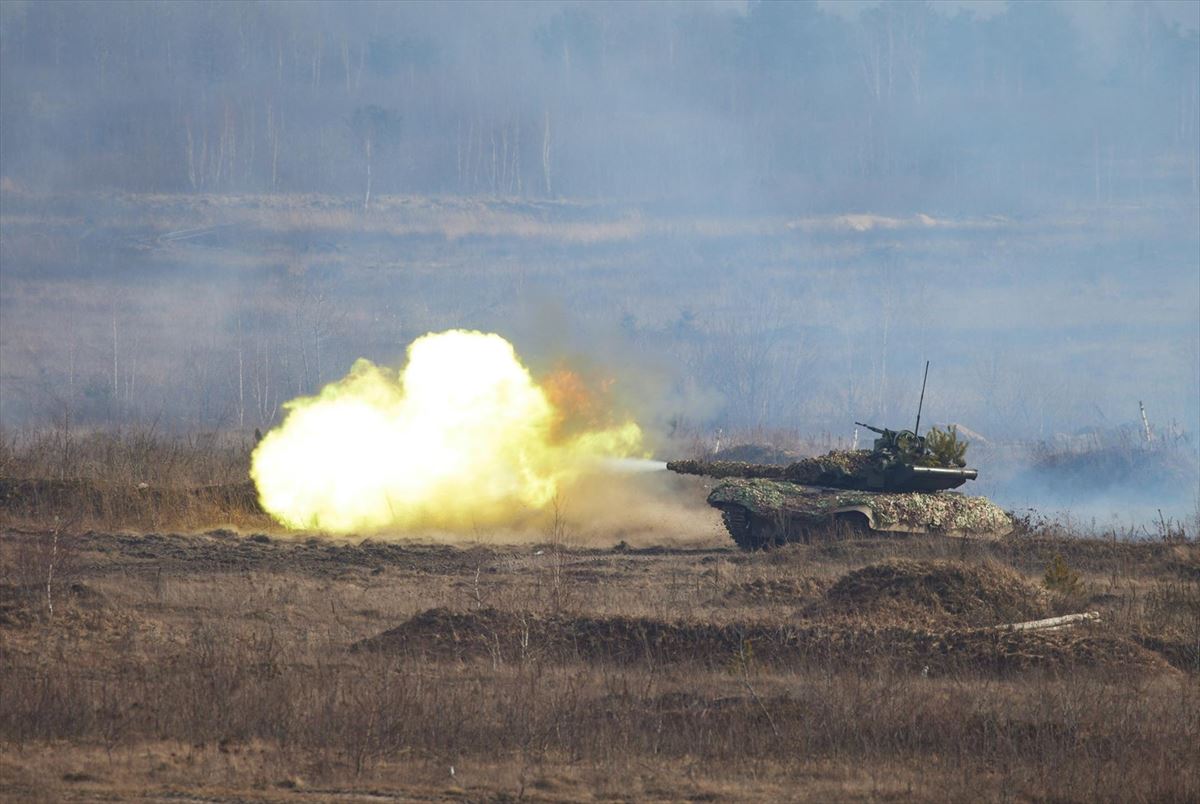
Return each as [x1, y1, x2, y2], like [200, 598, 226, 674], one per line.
[250, 330, 642, 533]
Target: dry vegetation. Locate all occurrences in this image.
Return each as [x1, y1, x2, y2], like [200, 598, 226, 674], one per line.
[0, 428, 267, 533]
[1, 431, 1198, 802]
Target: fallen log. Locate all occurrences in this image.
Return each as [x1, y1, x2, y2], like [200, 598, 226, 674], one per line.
[995, 611, 1100, 632]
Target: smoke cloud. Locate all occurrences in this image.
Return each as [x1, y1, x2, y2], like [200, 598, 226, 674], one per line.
[250, 330, 643, 533]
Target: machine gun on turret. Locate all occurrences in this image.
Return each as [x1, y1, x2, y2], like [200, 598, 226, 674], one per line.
[854, 421, 926, 459]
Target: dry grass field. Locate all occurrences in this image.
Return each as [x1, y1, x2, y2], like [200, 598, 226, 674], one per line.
[1, 431, 1198, 802]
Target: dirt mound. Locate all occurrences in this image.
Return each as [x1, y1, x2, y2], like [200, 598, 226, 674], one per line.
[822, 560, 1048, 627]
[354, 606, 1167, 676]
[723, 577, 827, 604]
[356, 608, 748, 665]
[1133, 632, 1200, 674]
[0, 581, 105, 626]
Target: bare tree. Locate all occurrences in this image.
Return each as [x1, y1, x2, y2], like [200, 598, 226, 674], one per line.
[542, 109, 553, 197]
[349, 105, 401, 211]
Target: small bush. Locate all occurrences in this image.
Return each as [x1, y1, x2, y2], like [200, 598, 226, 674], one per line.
[923, 426, 968, 468]
[1044, 554, 1083, 597]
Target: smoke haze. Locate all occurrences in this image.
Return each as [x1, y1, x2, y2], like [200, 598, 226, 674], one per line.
[1, 1, 1196, 526]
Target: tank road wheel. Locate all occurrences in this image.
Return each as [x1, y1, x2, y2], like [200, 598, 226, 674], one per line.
[759, 511, 871, 544]
[828, 511, 871, 539]
[800, 511, 871, 542]
[715, 506, 772, 552]
[749, 514, 788, 549]
[717, 505, 786, 550]
[718, 504, 754, 549]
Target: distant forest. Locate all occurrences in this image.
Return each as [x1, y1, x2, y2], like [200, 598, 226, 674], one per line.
[2, 0, 1196, 210]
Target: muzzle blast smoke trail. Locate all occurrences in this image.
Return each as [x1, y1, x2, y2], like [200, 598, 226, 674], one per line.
[598, 458, 669, 473]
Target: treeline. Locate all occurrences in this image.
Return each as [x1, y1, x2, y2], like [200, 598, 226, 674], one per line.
[0, 0, 1196, 209]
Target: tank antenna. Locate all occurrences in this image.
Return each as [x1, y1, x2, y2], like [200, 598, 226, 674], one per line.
[914, 360, 930, 435]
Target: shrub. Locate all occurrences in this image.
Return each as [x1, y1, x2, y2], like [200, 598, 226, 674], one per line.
[923, 426, 968, 468]
[1043, 554, 1083, 597]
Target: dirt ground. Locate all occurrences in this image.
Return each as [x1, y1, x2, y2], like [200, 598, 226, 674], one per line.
[1, 522, 1197, 802]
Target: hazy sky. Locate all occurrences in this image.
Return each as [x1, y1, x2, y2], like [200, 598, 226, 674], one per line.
[0, 0, 1196, 455]
[819, 0, 1200, 32]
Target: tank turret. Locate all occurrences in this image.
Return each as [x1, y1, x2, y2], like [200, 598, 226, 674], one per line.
[850, 421, 978, 492]
[667, 424, 977, 494]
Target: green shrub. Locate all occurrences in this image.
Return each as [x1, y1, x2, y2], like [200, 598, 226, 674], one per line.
[924, 426, 968, 468]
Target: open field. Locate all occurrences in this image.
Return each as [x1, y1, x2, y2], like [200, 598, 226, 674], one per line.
[4, 4, 1197, 799]
[3, 189, 1197, 445]
[2, 435, 1198, 802]
[1, 189, 1197, 798]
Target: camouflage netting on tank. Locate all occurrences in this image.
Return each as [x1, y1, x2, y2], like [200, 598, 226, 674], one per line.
[781, 450, 874, 483]
[668, 450, 874, 483]
[708, 479, 1012, 535]
[839, 491, 1012, 533]
[666, 460, 785, 479]
[707, 479, 810, 509]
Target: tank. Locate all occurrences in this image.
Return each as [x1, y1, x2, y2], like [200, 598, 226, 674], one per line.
[668, 423, 1013, 549]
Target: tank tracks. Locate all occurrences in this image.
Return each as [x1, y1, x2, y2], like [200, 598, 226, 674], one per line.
[719, 505, 753, 549]
[718, 504, 781, 550]
[717, 503, 870, 550]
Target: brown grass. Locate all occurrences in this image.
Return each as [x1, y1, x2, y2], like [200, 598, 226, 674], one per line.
[0, 428, 268, 532]
[0, 428, 254, 486]
[1, 430, 1199, 801]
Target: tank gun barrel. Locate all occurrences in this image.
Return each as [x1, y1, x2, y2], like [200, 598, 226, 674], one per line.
[907, 465, 977, 486]
[854, 422, 888, 435]
[666, 460, 785, 480]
